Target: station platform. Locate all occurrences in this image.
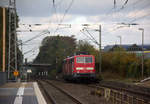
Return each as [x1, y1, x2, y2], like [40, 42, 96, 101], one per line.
[0, 82, 47, 104]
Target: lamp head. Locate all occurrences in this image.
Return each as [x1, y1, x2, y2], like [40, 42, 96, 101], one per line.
[130, 23, 138, 25]
[82, 24, 90, 26]
[139, 28, 144, 31]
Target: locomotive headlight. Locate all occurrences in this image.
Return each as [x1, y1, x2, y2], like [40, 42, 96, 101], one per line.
[76, 67, 83, 70]
[86, 67, 94, 70]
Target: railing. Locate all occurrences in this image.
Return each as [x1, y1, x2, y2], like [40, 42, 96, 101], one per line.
[104, 88, 150, 104]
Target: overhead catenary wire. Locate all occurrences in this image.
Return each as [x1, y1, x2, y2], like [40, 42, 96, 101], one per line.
[19, 0, 54, 42]
[18, 23, 49, 32]
[120, 0, 145, 10]
[59, 0, 74, 23]
[20, 42, 41, 46]
[19, 0, 69, 53]
[24, 54, 36, 60]
[55, 0, 64, 7]
[80, 30, 95, 42]
[53, 0, 74, 34]
[84, 28, 99, 45]
[123, 1, 150, 22]
[23, 47, 39, 55]
[114, 0, 116, 8]
[76, 32, 93, 45]
[20, 30, 50, 45]
[80, 30, 99, 46]
[19, 0, 60, 62]
[114, 0, 139, 11]
[121, 0, 129, 9]
[107, 0, 130, 15]
[52, 0, 60, 23]
[113, 0, 129, 9]
[130, 11, 150, 23]
[103, 0, 150, 34]
[106, 0, 148, 21]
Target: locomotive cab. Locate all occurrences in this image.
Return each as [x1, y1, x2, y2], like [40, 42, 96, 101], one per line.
[73, 55, 95, 78]
[63, 55, 96, 80]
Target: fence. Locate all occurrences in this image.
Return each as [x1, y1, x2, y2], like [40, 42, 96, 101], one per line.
[104, 88, 150, 104]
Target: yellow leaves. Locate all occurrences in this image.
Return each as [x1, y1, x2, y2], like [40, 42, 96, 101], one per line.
[102, 51, 140, 77]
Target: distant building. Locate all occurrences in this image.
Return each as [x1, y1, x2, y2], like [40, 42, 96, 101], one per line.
[127, 44, 142, 51]
[104, 44, 150, 51]
[104, 44, 130, 51]
[104, 44, 150, 58]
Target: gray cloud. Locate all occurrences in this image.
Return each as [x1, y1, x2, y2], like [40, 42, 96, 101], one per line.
[14, 0, 150, 25]
[16, 0, 111, 17]
[1, 0, 150, 61]
[1, 0, 150, 20]
[16, 0, 52, 17]
[16, 0, 150, 16]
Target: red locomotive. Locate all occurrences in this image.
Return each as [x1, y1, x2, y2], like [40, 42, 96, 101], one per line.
[62, 54, 96, 80]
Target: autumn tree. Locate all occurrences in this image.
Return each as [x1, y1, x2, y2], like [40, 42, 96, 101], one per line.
[33, 35, 76, 74]
[76, 40, 99, 71]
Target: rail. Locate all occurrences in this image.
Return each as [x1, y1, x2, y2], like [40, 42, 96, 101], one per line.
[45, 80, 84, 104]
[38, 80, 84, 104]
[38, 80, 57, 104]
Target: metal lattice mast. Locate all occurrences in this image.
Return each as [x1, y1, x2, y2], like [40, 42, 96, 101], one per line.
[8, 0, 18, 79]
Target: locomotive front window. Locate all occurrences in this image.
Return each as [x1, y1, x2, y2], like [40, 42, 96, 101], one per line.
[77, 57, 93, 63]
[77, 57, 85, 63]
[85, 57, 93, 63]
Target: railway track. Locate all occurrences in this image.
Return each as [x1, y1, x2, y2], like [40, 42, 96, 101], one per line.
[39, 79, 150, 104]
[38, 80, 84, 104]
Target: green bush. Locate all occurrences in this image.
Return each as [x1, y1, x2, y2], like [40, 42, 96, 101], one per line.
[145, 59, 150, 76]
[102, 49, 142, 79]
[127, 62, 140, 78]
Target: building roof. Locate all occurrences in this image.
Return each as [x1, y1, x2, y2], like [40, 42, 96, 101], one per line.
[104, 44, 150, 52]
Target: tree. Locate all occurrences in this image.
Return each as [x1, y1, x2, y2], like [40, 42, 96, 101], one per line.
[76, 40, 99, 71]
[145, 59, 150, 77]
[102, 49, 141, 79]
[33, 35, 76, 73]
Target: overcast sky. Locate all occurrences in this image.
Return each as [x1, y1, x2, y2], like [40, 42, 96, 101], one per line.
[1, 0, 150, 61]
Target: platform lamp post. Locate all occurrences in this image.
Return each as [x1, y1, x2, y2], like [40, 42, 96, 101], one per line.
[95, 25, 102, 75]
[117, 35, 122, 74]
[139, 28, 144, 78]
[117, 36, 122, 48]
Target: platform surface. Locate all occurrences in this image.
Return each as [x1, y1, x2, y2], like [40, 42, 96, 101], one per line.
[0, 82, 46, 104]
